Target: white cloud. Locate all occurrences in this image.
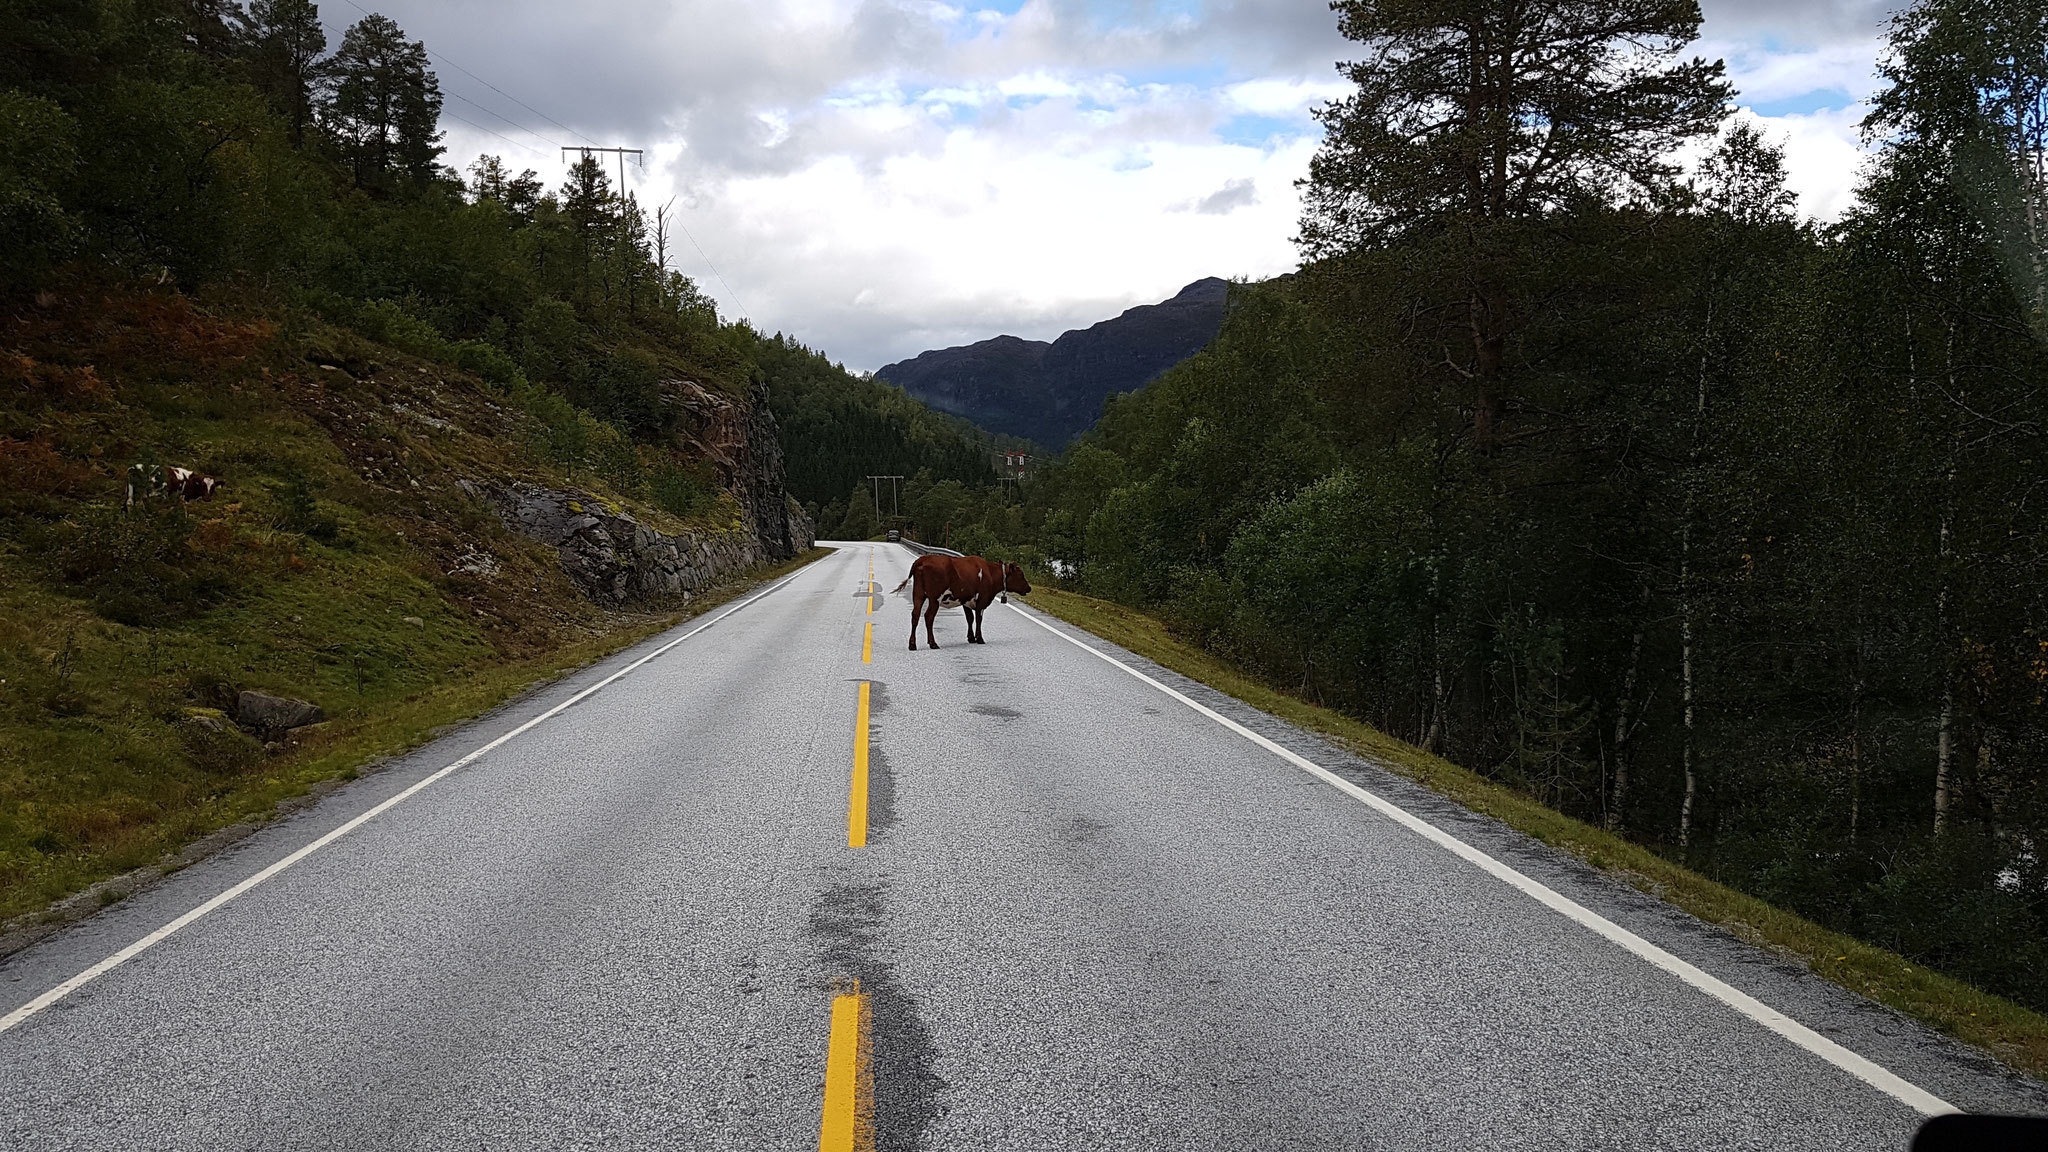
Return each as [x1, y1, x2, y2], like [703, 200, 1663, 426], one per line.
[1222, 77, 1351, 116]
[1711, 37, 1889, 104]
[406, 0, 1905, 372]
[1737, 105, 1874, 221]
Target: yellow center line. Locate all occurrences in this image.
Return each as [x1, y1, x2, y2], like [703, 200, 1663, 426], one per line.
[849, 682, 871, 848]
[862, 621, 873, 664]
[818, 991, 872, 1152]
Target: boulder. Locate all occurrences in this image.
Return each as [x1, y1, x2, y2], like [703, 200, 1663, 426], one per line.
[180, 707, 236, 736]
[179, 709, 261, 774]
[237, 690, 325, 734]
[285, 721, 331, 747]
[471, 481, 772, 607]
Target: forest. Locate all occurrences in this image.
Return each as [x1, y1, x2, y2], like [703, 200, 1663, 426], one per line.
[757, 335, 1013, 538]
[0, 0, 992, 513]
[965, 0, 2048, 1013]
[0, 0, 1009, 914]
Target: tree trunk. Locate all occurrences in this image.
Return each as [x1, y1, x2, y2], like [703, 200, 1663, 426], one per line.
[1679, 530, 1697, 854]
[1850, 621, 1865, 845]
[1678, 306, 1711, 856]
[1607, 586, 1647, 831]
[1469, 286, 1506, 455]
[1933, 323, 1961, 832]
[1423, 662, 1447, 754]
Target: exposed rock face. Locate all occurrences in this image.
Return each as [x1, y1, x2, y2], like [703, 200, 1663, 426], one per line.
[236, 691, 325, 734]
[469, 481, 771, 607]
[667, 378, 810, 561]
[877, 278, 1229, 447]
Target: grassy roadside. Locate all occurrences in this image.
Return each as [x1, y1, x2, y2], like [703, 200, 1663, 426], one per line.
[1, 546, 829, 941]
[1024, 584, 2048, 1082]
[1, 287, 818, 938]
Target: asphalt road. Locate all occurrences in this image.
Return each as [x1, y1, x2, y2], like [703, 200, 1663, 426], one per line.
[3, 541, 2043, 1150]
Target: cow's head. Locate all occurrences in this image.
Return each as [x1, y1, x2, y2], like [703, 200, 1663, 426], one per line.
[1002, 562, 1031, 596]
[194, 477, 222, 501]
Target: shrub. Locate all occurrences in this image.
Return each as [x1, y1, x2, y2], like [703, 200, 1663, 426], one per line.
[42, 506, 232, 625]
[949, 523, 1001, 559]
[273, 463, 339, 541]
[451, 339, 522, 388]
[0, 89, 81, 283]
[652, 461, 718, 520]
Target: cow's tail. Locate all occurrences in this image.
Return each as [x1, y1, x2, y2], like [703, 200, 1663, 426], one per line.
[890, 575, 911, 597]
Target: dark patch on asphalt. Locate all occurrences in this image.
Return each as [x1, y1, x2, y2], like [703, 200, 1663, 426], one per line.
[868, 680, 891, 714]
[1063, 815, 1109, 844]
[969, 703, 1021, 720]
[867, 746, 898, 834]
[808, 884, 947, 1151]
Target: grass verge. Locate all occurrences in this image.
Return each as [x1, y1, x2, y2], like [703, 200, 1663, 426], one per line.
[1, 547, 830, 945]
[1025, 584, 2048, 1082]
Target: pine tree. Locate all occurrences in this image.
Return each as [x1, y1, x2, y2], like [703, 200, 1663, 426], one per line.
[836, 485, 878, 540]
[1301, 0, 1731, 453]
[233, 0, 325, 146]
[560, 154, 618, 307]
[468, 154, 543, 223]
[322, 13, 443, 192]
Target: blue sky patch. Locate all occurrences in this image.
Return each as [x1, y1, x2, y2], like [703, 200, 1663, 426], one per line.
[1747, 90, 1858, 118]
[1217, 113, 1308, 148]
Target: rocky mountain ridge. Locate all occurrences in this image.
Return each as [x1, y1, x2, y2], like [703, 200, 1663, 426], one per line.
[877, 278, 1230, 447]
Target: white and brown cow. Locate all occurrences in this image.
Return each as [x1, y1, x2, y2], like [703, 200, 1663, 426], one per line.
[126, 463, 223, 511]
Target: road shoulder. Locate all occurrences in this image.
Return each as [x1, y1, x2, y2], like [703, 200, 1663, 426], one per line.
[0, 548, 835, 967]
[1016, 584, 2048, 1109]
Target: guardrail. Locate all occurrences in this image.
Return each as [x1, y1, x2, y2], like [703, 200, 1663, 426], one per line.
[895, 538, 962, 557]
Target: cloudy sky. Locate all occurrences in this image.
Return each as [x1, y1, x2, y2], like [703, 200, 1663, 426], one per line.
[320, 0, 1901, 371]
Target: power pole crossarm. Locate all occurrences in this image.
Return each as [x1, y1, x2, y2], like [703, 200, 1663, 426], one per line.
[561, 146, 644, 194]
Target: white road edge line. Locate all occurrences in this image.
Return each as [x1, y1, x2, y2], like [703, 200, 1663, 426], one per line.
[1006, 602, 1957, 1117]
[0, 566, 817, 1037]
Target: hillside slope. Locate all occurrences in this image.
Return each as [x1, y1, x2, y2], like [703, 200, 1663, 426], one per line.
[877, 278, 1228, 446]
[0, 289, 811, 923]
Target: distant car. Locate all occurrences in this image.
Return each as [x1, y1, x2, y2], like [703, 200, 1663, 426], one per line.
[886, 529, 900, 542]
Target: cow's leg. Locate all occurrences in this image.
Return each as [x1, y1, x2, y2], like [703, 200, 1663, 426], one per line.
[970, 604, 985, 643]
[923, 597, 941, 648]
[909, 584, 922, 650]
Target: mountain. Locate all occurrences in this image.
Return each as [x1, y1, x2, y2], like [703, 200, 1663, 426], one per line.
[877, 278, 1230, 447]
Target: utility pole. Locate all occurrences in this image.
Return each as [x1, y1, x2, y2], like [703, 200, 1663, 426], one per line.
[866, 475, 903, 519]
[561, 146, 644, 196]
[993, 449, 1032, 486]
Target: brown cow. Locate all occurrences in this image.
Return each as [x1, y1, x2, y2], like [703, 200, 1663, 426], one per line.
[126, 464, 223, 511]
[894, 554, 1031, 649]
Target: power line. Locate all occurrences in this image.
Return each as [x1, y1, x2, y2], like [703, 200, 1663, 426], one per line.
[443, 90, 558, 154]
[440, 109, 553, 161]
[429, 49, 599, 148]
[331, 0, 600, 147]
[325, 0, 754, 323]
[674, 211, 752, 322]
